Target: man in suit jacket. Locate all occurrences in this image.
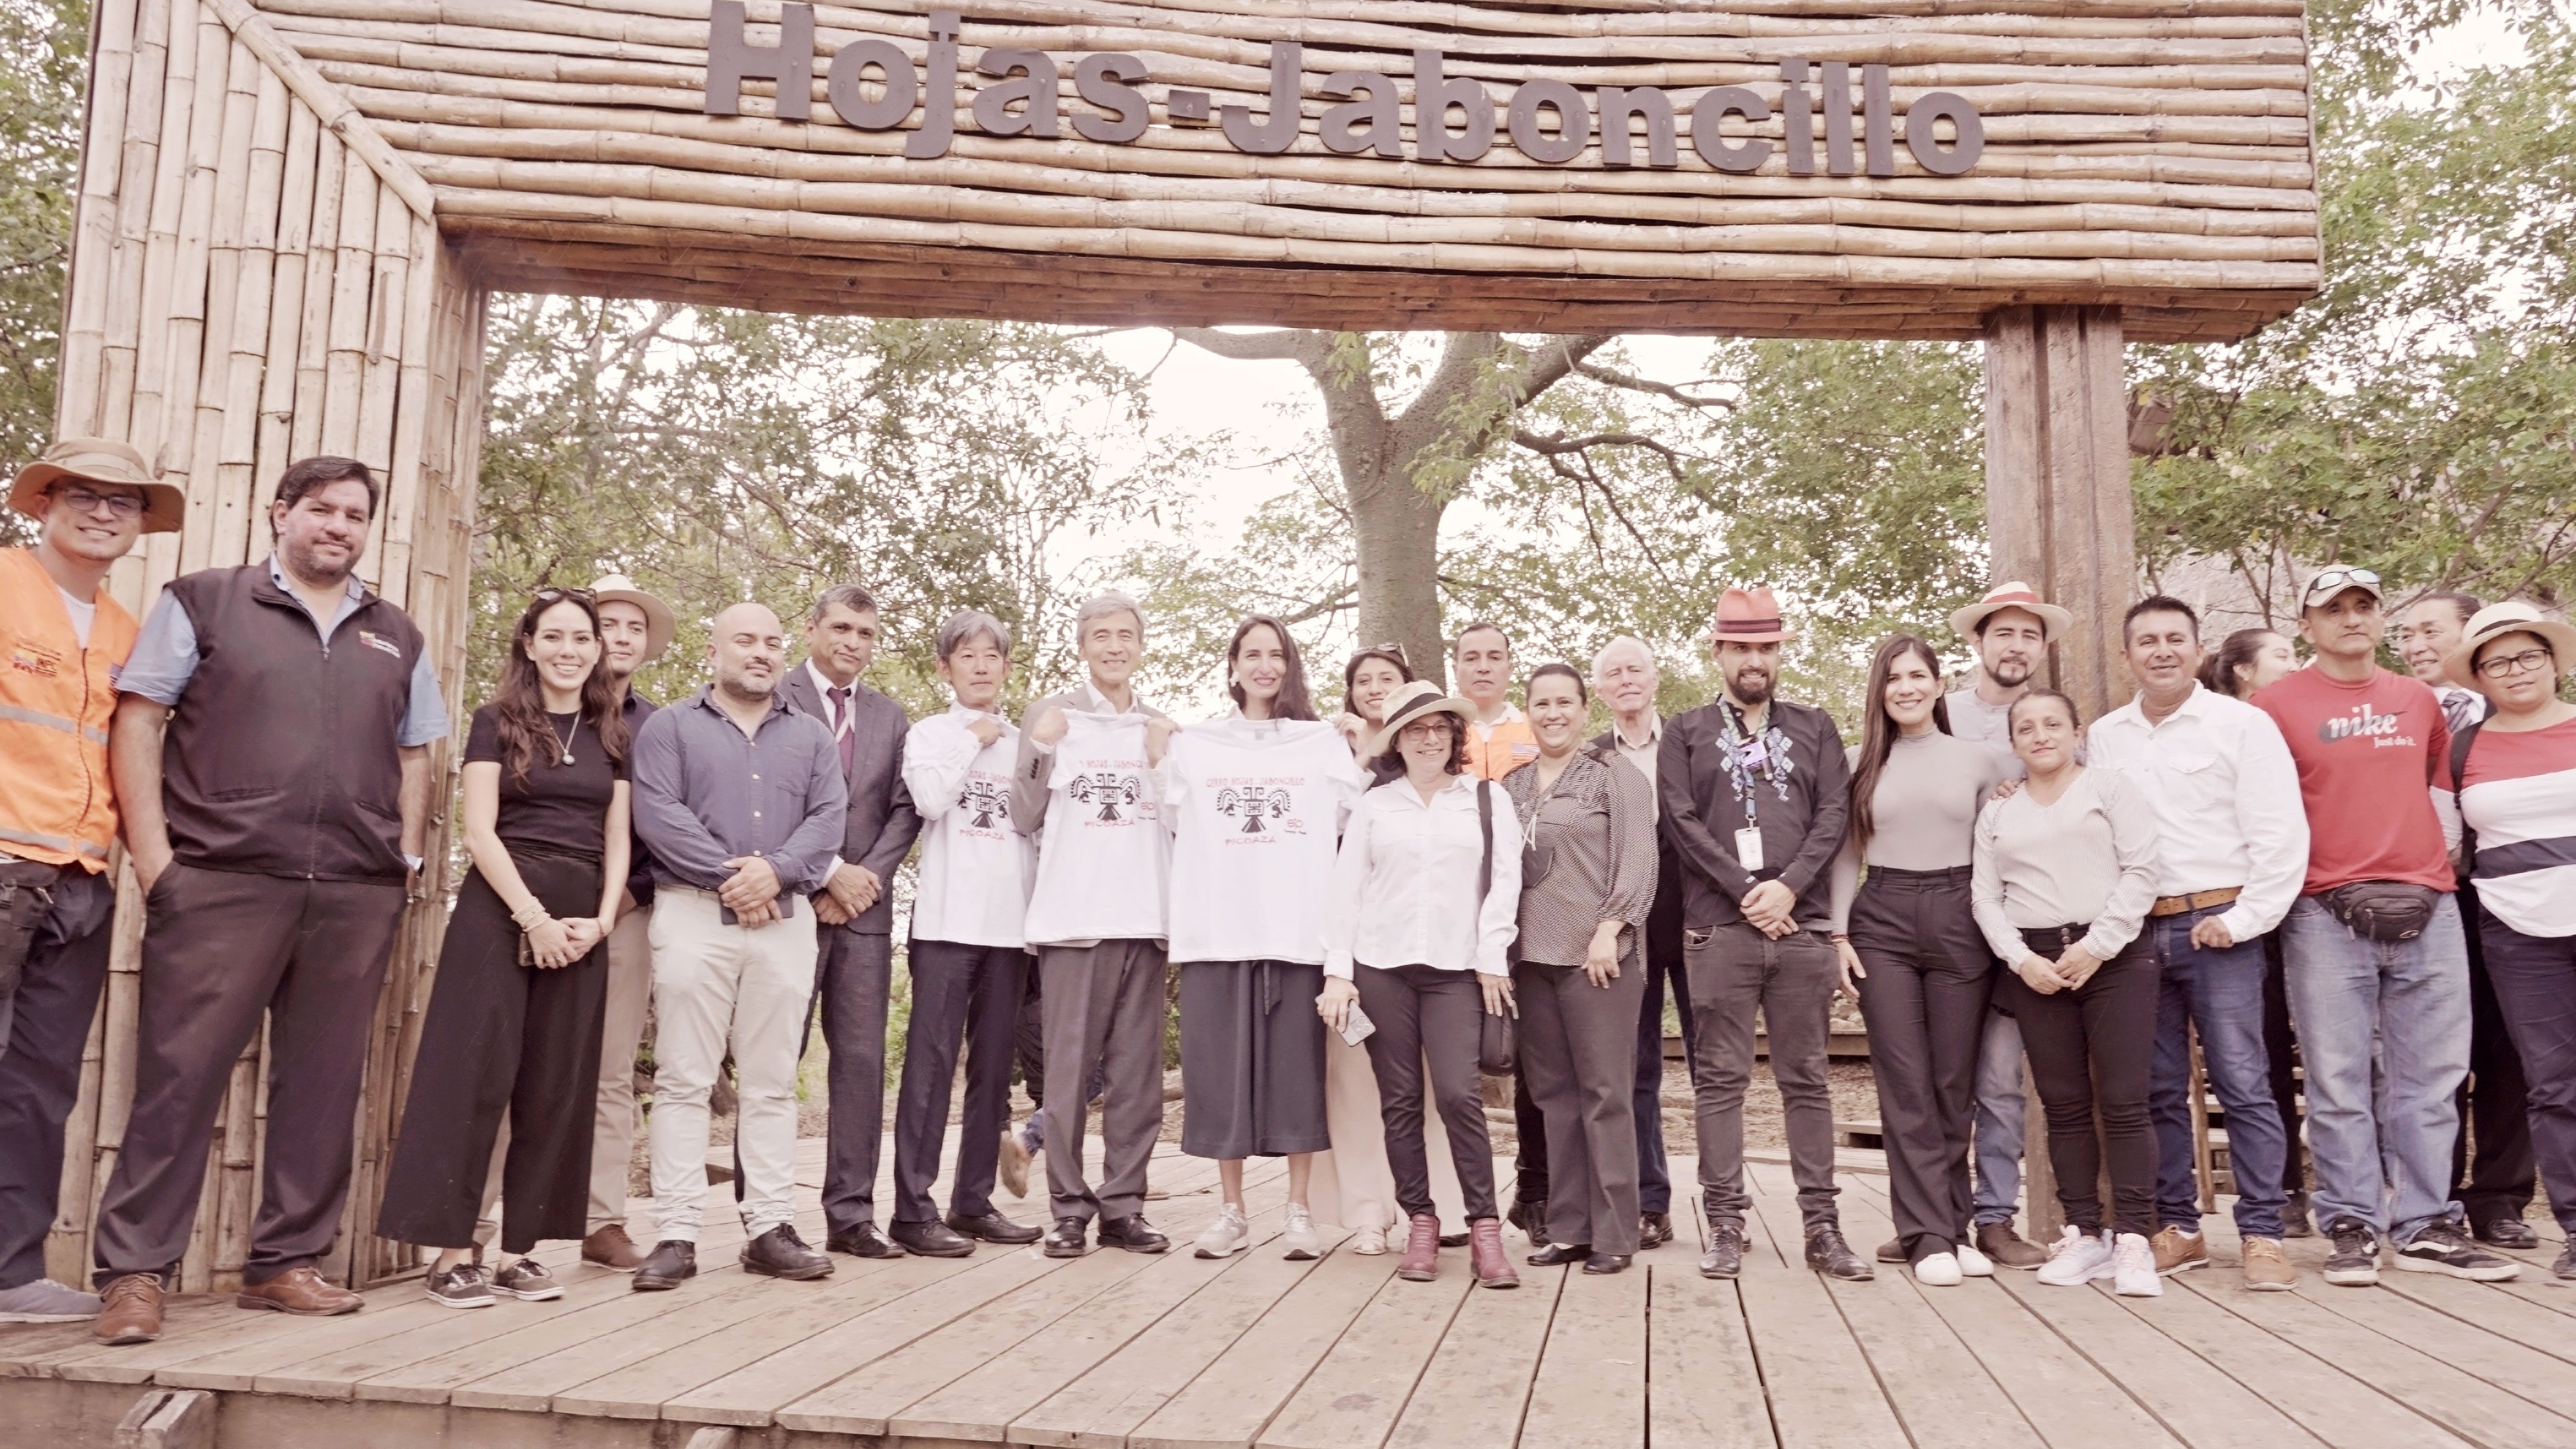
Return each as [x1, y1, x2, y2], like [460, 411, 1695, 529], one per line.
[779, 584, 922, 1258]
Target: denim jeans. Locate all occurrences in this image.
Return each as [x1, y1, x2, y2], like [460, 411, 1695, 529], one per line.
[2279, 892, 2470, 1243]
[2146, 904, 2288, 1239]
[1970, 1008, 2025, 1227]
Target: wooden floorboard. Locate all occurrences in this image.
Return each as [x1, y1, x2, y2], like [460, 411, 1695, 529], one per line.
[1735, 1182, 1910, 1449]
[1517, 1259, 1645, 1449]
[1383, 1256, 1562, 1449]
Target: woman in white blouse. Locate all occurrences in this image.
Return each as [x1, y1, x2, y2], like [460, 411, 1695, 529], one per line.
[1321, 680, 1523, 1288]
[1971, 689, 2163, 1297]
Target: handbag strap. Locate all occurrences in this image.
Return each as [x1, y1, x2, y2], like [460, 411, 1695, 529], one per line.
[2450, 718, 2484, 869]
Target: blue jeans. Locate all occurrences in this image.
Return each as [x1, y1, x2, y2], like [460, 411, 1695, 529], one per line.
[1970, 1008, 2025, 1226]
[2280, 892, 2470, 1243]
[2147, 905, 2288, 1239]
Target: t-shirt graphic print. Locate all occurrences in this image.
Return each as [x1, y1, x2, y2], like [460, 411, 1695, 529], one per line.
[905, 708, 1034, 948]
[1023, 711, 1170, 946]
[1165, 716, 1364, 964]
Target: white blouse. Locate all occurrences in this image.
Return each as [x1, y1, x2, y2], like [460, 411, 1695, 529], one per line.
[1323, 771, 1523, 979]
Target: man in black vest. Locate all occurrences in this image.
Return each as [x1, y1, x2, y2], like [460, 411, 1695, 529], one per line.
[90, 457, 448, 1346]
[775, 584, 921, 1257]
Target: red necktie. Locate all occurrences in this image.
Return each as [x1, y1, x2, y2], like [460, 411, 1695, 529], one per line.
[828, 685, 855, 775]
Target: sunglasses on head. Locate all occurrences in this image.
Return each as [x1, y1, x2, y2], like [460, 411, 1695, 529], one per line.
[2304, 568, 2381, 599]
[532, 586, 597, 605]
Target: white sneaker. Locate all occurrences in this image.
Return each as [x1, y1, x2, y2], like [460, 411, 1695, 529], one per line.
[1954, 1243, 1995, 1278]
[1281, 1205, 1320, 1260]
[2112, 1232, 2163, 1296]
[2035, 1226, 2114, 1287]
[1914, 1252, 1964, 1286]
[1349, 1224, 1388, 1256]
[1194, 1204, 1249, 1259]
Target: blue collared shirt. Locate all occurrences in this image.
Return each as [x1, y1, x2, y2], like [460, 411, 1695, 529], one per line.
[630, 683, 849, 906]
[119, 556, 449, 747]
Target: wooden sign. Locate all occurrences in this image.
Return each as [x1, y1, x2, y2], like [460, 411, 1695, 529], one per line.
[232, 0, 2325, 341]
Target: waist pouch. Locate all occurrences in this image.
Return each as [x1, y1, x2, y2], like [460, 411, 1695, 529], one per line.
[2320, 880, 2441, 942]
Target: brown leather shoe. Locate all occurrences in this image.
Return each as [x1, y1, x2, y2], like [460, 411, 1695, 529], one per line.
[93, 1273, 163, 1345]
[1397, 1212, 1441, 1282]
[583, 1223, 649, 1271]
[1975, 1221, 2051, 1270]
[1470, 1217, 1520, 1289]
[236, 1265, 361, 1316]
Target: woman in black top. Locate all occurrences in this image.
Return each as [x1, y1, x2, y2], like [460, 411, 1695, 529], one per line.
[379, 590, 631, 1308]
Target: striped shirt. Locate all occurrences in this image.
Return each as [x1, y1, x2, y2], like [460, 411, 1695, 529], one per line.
[2460, 716, 2576, 938]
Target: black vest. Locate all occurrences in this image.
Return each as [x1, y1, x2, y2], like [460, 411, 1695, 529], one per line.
[161, 564, 426, 882]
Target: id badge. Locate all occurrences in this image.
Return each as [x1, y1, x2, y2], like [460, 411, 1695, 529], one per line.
[1734, 826, 1766, 873]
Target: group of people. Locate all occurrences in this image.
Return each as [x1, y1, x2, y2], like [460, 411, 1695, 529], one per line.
[3, 443, 2571, 1348]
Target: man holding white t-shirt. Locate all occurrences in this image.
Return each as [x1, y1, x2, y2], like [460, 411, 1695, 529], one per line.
[1016, 592, 1176, 1258]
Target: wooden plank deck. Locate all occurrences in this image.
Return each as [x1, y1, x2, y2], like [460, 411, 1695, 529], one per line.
[4, 1138, 2570, 1448]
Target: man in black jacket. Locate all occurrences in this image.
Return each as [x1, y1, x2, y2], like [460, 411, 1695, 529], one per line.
[779, 585, 922, 1260]
[1659, 587, 1866, 1283]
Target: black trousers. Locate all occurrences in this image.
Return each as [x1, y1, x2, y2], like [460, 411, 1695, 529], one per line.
[1633, 865, 1693, 1215]
[809, 927, 895, 1233]
[2453, 882, 2537, 1230]
[2479, 917, 2576, 1235]
[892, 938, 1029, 1224]
[378, 856, 607, 1254]
[1515, 954, 1647, 1254]
[1993, 927, 2158, 1237]
[1849, 867, 1996, 1263]
[2259, 932, 2306, 1191]
[0, 867, 113, 1291]
[93, 864, 406, 1286]
[1355, 963, 1497, 1222]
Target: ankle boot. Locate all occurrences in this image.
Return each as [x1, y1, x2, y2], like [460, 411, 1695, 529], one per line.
[1398, 1213, 1441, 1282]
[1469, 1217, 1520, 1289]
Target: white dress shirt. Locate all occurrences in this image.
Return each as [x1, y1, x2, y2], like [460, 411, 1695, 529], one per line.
[1323, 771, 1523, 979]
[2084, 682, 2310, 940]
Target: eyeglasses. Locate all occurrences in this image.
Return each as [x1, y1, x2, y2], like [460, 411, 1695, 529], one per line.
[2476, 647, 2557, 679]
[51, 485, 145, 519]
[2304, 567, 2381, 597]
[1397, 716, 1454, 738]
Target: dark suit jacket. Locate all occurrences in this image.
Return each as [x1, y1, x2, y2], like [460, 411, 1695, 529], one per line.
[779, 663, 921, 934]
[1011, 687, 1171, 841]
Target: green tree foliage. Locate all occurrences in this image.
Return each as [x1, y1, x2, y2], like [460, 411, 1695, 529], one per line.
[0, 0, 86, 547]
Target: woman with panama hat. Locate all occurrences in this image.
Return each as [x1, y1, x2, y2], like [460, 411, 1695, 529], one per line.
[2442, 602, 2576, 1280]
[1319, 680, 1524, 1287]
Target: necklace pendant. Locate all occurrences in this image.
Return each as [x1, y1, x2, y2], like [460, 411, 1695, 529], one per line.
[562, 749, 575, 765]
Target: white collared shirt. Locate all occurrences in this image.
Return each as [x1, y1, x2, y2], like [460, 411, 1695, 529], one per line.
[2085, 682, 2310, 940]
[1469, 701, 1524, 742]
[805, 660, 858, 742]
[1323, 771, 1523, 978]
[1608, 712, 1662, 820]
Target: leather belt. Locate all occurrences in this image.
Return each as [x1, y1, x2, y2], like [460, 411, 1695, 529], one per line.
[2148, 887, 2242, 918]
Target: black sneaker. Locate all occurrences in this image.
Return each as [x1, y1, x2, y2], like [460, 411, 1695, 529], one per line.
[2475, 1216, 2541, 1250]
[423, 1263, 494, 1309]
[743, 1224, 834, 1281]
[1805, 1224, 1873, 1281]
[2321, 1219, 2379, 1287]
[2393, 1222, 2523, 1281]
[492, 1257, 562, 1301]
[1700, 1222, 1745, 1279]
[632, 1239, 697, 1291]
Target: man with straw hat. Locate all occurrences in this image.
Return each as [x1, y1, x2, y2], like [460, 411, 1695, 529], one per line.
[0, 440, 172, 1324]
[1660, 586, 1869, 1284]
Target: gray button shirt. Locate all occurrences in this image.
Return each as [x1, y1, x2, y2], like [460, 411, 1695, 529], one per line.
[631, 684, 850, 910]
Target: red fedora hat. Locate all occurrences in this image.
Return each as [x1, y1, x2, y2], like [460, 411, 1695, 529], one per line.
[1709, 586, 1796, 644]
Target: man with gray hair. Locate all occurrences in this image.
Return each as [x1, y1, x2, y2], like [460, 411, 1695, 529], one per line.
[1590, 636, 1694, 1250]
[778, 584, 921, 1260]
[1016, 591, 1177, 1257]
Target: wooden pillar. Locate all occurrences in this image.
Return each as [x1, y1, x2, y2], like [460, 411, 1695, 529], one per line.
[1982, 303, 2136, 1243]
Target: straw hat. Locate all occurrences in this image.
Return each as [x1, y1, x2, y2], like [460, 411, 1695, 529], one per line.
[1364, 679, 1477, 758]
[1948, 581, 2074, 643]
[1709, 585, 1798, 644]
[10, 438, 186, 535]
[588, 573, 676, 665]
[2442, 601, 2576, 695]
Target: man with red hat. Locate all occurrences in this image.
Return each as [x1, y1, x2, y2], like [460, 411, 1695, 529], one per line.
[0, 440, 172, 1324]
[1660, 586, 1867, 1282]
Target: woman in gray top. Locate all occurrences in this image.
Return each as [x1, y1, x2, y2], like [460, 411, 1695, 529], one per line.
[1828, 635, 2007, 1286]
[1504, 663, 1659, 1272]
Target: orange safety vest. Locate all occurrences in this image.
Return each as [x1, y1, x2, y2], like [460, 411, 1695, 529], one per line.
[0, 547, 138, 871]
[1464, 716, 1539, 781]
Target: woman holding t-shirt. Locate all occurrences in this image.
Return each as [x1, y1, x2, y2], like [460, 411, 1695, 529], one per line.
[1830, 635, 2007, 1285]
[2445, 603, 2576, 1281]
[379, 590, 630, 1309]
[1165, 617, 1364, 1262]
[1971, 689, 2162, 1298]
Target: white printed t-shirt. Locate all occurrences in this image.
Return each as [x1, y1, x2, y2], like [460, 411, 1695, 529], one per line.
[904, 704, 1035, 948]
[1022, 711, 1170, 946]
[1163, 715, 1366, 964]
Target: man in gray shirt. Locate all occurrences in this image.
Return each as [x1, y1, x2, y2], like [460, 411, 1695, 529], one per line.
[628, 602, 848, 1292]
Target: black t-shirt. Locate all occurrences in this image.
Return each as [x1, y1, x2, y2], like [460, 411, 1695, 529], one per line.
[463, 705, 624, 862]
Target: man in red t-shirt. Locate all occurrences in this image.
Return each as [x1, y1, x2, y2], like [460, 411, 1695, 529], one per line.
[2252, 565, 2519, 1286]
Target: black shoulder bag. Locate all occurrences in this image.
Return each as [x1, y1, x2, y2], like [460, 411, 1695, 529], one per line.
[1475, 778, 1519, 1074]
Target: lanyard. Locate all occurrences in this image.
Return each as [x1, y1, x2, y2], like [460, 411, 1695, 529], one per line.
[1720, 702, 1779, 825]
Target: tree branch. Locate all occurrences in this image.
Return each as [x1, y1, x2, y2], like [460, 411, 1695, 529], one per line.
[1167, 327, 1333, 366]
[1572, 361, 1739, 411]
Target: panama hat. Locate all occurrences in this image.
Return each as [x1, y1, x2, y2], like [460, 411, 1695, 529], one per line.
[588, 573, 677, 665]
[1365, 679, 1477, 758]
[2443, 601, 2576, 695]
[1948, 581, 2074, 643]
[1709, 585, 1798, 644]
[10, 438, 186, 535]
